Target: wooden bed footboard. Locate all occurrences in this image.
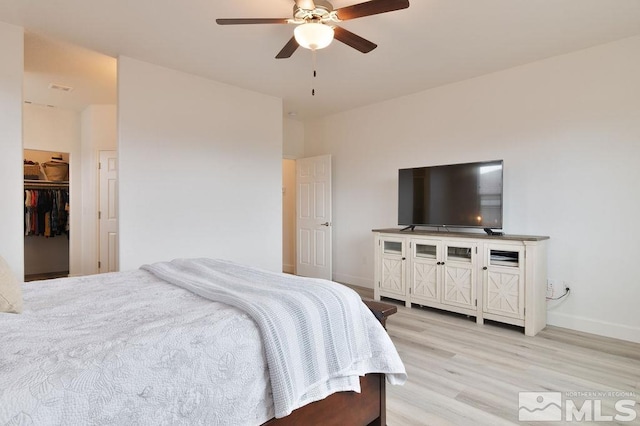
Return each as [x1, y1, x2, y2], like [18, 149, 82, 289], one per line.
[262, 300, 397, 426]
[263, 373, 385, 426]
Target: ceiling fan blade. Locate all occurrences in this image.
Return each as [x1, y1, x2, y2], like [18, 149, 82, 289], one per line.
[335, 0, 409, 21]
[333, 26, 377, 53]
[276, 37, 300, 59]
[295, 0, 316, 10]
[216, 18, 289, 25]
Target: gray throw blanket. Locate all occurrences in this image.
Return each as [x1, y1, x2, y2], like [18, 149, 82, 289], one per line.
[141, 258, 377, 418]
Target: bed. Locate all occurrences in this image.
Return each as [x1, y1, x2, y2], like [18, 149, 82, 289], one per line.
[0, 258, 405, 425]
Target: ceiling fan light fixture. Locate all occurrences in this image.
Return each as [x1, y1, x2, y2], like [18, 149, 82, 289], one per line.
[294, 22, 334, 50]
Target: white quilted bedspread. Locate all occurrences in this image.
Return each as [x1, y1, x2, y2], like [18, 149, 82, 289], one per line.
[0, 270, 274, 425]
[0, 263, 406, 425]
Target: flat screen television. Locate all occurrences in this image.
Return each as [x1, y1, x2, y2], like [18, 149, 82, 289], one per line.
[398, 160, 503, 229]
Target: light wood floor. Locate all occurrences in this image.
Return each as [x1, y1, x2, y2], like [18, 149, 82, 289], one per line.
[350, 286, 640, 426]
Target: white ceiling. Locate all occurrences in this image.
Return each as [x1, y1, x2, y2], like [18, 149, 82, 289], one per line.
[3, 0, 640, 120]
[22, 33, 117, 111]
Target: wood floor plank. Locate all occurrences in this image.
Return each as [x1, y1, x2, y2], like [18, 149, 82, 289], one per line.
[348, 285, 640, 425]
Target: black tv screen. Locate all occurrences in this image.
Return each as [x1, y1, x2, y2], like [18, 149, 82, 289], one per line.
[398, 160, 503, 229]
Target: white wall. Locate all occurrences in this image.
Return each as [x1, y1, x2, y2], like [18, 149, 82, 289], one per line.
[23, 104, 82, 276]
[304, 36, 640, 343]
[80, 104, 117, 275]
[283, 117, 304, 159]
[118, 57, 282, 271]
[0, 23, 24, 278]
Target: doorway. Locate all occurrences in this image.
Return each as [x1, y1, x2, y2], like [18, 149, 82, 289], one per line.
[23, 149, 70, 281]
[282, 159, 296, 274]
[23, 33, 117, 277]
[295, 155, 332, 280]
[282, 155, 333, 280]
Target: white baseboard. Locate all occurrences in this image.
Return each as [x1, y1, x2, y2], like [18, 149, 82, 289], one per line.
[547, 311, 640, 344]
[332, 272, 373, 289]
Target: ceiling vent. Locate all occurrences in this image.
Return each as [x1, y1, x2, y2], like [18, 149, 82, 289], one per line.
[48, 83, 74, 92]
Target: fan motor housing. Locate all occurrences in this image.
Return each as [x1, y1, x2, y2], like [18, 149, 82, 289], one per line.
[293, 0, 334, 21]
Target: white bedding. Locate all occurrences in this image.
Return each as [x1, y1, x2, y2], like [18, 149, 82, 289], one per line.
[142, 258, 406, 418]
[1, 270, 273, 425]
[0, 263, 405, 425]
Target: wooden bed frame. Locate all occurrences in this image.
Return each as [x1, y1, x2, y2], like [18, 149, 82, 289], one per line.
[263, 300, 398, 426]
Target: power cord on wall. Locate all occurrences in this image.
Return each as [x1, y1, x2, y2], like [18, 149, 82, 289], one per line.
[546, 286, 571, 301]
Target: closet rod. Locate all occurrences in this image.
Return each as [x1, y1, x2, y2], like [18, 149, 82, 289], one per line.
[24, 180, 69, 189]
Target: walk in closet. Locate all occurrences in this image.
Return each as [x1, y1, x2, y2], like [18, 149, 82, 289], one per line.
[23, 149, 70, 281]
[20, 34, 117, 279]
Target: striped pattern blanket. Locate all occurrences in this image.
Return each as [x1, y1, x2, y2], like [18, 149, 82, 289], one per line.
[142, 258, 405, 418]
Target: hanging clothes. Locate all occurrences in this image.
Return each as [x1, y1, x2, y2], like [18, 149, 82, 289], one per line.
[24, 188, 69, 238]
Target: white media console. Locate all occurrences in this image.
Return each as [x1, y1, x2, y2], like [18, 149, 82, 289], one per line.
[373, 228, 549, 336]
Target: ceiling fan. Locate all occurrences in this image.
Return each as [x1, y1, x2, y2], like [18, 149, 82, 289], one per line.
[216, 0, 410, 59]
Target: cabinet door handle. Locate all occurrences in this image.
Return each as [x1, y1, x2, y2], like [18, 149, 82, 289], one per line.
[320, 222, 330, 226]
[402, 257, 406, 260]
[483, 266, 488, 270]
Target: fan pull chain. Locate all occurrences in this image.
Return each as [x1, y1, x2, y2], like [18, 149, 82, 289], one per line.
[312, 49, 317, 96]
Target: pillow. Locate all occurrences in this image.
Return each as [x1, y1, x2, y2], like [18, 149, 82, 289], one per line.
[0, 255, 23, 314]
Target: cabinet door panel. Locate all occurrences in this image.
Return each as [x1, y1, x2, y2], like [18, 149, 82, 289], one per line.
[380, 258, 405, 295]
[412, 261, 438, 302]
[483, 245, 525, 319]
[411, 239, 439, 303]
[376, 235, 408, 304]
[485, 270, 523, 318]
[442, 265, 475, 308]
[441, 241, 476, 309]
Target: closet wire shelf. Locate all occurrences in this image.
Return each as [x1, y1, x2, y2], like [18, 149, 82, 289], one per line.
[24, 179, 69, 189]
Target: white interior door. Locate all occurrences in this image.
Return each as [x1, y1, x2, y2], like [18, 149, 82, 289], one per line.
[98, 150, 118, 273]
[296, 155, 332, 280]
